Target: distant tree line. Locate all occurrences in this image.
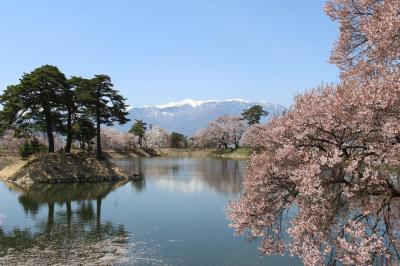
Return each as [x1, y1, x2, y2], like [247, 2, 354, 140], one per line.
[99, 125, 188, 151]
[0, 68, 269, 156]
[191, 105, 268, 149]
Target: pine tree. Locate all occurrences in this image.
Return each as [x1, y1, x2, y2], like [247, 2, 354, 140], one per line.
[83, 75, 130, 159]
[241, 105, 268, 125]
[129, 119, 147, 148]
[0, 65, 68, 152]
[170, 132, 187, 149]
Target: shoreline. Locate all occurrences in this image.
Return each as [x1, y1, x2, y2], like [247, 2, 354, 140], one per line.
[104, 148, 251, 159]
[0, 148, 250, 184]
[0, 148, 251, 166]
[157, 148, 251, 159]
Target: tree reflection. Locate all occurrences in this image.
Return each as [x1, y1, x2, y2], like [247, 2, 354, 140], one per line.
[113, 158, 146, 192]
[194, 159, 244, 195]
[0, 181, 131, 265]
[114, 157, 245, 196]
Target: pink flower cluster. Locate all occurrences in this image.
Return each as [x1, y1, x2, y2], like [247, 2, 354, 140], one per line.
[326, 0, 400, 79]
[192, 116, 248, 149]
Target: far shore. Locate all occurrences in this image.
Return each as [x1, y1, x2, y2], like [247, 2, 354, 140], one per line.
[0, 148, 251, 182]
[0, 147, 251, 169]
[103, 148, 251, 159]
[156, 148, 252, 159]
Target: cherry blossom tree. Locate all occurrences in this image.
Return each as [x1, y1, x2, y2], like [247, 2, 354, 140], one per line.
[145, 126, 169, 149]
[100, 127, 137, 151]
[192, 128, 213, 148]
[228, 80, 400, 265]
[0, 129, 67, 153]
[122, 131, 138, 150]
[99, 126, 169, 151]
[228, 116, 248, 148]
[0, 130, 25, 153]
[229, 3, 400, 264]
[239, 124, 265, 149]
[192, 116, 248, 149]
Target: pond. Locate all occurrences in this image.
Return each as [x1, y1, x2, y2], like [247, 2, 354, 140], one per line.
[0, 157, 302, 265]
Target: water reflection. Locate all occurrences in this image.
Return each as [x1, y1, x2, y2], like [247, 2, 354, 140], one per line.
[0, 181, 141, 265]
[115, 158, 245, 196]
[194, 159, 244, 195]
[0, 158, 296, 266]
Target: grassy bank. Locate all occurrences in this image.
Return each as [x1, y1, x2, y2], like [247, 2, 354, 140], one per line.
[103, 149, 159, 159]
[158, 148, 252, 159]
[0, 155, 21, 171]
[0, 156, 27, 179]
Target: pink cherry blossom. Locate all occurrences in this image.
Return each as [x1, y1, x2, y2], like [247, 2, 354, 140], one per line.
[192, 116, 248, 149]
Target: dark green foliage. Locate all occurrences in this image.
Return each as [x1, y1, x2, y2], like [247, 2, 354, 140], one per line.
[18, 139, 46, 158]
[83, 75, 130, 159]
[0, 66, 130, 159]
[241, 105, 268, 125]
[72, 118, 96, 151]
[0, 65, 68, 152]
[61, 77, 80, 153]
[19, 142, 32, 158]
[29, 138, 46, 153]
[129, 120, 147, 148]
[170, 132, 187, 148]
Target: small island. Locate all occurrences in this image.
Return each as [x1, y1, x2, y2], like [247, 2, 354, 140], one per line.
[0, 153, 133, 185]
[0, 67, 134, 185]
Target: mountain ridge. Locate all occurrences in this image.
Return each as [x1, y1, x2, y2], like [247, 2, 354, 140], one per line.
[118, 99, 286, 136]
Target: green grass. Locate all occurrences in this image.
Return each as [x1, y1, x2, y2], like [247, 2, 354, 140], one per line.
[159, 148, 252, 159]
[213, 148, 252, 158]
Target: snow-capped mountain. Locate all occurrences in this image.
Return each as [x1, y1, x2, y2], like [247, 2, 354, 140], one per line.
[118, 99, 286, 136]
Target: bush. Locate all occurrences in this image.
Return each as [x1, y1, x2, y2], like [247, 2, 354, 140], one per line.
[30, 138, 46, 153]
[19, 142, 32, 158]
[18, 138, 47, 158]
[170, 132, 187, 149]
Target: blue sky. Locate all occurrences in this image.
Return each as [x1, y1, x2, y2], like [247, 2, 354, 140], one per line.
[0, 0, 339, 108]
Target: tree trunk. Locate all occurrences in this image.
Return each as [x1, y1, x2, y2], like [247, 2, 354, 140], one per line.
[41, 78, 55, 153]
[65, 106, 72, 153]
[96, 88, 103, 160]
[44, 110, 55, 153]
[96, 116, 102, 159]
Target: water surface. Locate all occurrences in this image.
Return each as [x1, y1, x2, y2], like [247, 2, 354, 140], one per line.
[0, 157, 301, 265]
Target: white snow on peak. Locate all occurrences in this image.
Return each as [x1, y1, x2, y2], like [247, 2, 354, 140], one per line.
[155, 99, 251, 109]
[225, 99, 251, 103]
[156, 99, 211, 108]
